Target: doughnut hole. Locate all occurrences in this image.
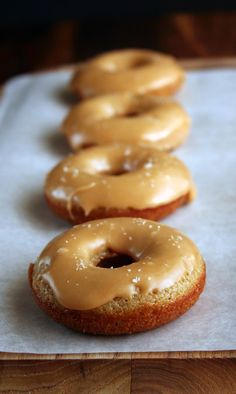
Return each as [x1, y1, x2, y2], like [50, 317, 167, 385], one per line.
[123, 111, 139, 118]
[110, 155, 149, 176]
[103, 157, 143, 176]
[97, 249, 137, 269]
[117, 95, 160, 119]
[129, 56, 153, 69]
[110, 168, 130, 176]
[96, 53, 154, 72]
[80, 147, 147, 177]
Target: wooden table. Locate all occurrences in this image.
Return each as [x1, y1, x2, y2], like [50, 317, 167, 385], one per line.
[0, 11, 236, 393]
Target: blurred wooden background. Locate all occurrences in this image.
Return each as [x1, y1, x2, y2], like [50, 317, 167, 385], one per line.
[0, 11, 236, 83]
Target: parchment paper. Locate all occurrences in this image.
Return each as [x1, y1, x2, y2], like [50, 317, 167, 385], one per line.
[0, 68, 235, 354]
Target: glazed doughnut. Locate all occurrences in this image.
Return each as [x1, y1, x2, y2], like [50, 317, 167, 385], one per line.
[62, 93, 190, 151]
[45, 144, 195, 224]
[29, 218, 206, 335]
[71, 49, 185, 98]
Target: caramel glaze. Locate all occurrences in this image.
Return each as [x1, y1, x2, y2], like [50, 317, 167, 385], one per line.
[71, 49, 185, 98]
[34, 218, 203, 310]
[45, 145, 195, 217]
[62, 93, 190, 151]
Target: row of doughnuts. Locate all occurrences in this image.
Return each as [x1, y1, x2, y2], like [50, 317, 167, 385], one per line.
[47, 50, 192, 223]
[29, 49, 205, 335]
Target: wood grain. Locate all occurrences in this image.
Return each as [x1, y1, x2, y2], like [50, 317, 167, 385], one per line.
[0, 360, 131, 393]
[0, 359, 235, 393]
[132, 359, 236, 393]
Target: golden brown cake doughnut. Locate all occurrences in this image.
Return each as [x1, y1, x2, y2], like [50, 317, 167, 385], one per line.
[45, 145, 195, 224]
[61, 93, 190, 151]
[71, 49, 185, 98]
[29, 218, 206, 335]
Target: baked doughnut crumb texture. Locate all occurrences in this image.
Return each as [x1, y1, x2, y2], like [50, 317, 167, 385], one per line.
[30, 218, 206, 335]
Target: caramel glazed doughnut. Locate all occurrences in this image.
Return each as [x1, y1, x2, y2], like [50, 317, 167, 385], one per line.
[29, 218, 206, 335]
[70, 49, 185, 98]
[45, 144, 195, 224]
[62, 93, 190, 152]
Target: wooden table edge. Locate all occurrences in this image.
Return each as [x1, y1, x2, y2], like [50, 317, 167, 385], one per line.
[0, 350, 235, 361]
[1, 56, 236, 361]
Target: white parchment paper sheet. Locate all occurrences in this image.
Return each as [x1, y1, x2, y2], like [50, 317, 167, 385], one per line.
[0, 68, 235, 354]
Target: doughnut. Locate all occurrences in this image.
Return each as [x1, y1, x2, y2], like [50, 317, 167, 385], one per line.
[71, 49, 185, 98]
[61, 93, 190, 151]
[29, 218, 206, 335]
[45, 144, 195, 224]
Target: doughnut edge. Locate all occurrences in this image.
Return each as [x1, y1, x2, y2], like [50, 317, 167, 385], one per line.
[28, 262, 206, 335]
[45, 192, 191, 224]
